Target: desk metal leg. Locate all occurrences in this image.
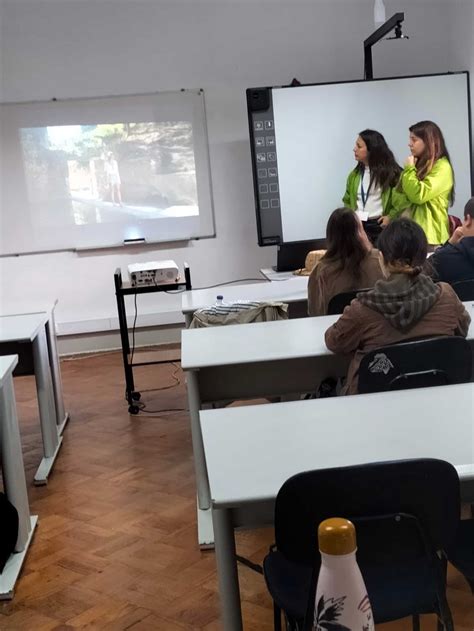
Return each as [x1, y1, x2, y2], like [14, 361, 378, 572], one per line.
[45, 313, 70, 435]
[213, 508, 243, 631]
[187, 371, 215, 547]
[186, 371, 211, 510]
[32, 328, 62, 485]
[0, 374, 31, 550]
[0, 516, 38, 599]
[197, 502, 215, 549]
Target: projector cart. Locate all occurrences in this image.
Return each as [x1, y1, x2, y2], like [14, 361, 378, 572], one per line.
[113, 266, 192, 414]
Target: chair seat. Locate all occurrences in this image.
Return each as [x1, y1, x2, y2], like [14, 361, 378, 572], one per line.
[264, 550, 440, 625]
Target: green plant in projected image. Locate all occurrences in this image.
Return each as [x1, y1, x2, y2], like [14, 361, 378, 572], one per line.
[20, 121, 198, 226]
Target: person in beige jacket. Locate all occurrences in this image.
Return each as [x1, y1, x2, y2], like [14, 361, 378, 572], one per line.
[325, 218, 471, 395]
[308, 207, 384, 316]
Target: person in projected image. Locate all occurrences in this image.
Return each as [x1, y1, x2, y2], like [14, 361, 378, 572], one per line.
[105, 151, 123, 206]
[308, 207, 384, 316]
[398, 120, 455, 248]
[343, 129, 410, 246]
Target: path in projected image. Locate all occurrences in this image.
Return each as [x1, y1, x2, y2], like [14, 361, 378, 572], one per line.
[71, 196, 198, 224]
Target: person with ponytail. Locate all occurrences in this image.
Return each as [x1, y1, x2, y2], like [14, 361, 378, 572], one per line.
[399, 120, 454, 246]
[343, 129, 410, 245]
[325, 218, 470, 394]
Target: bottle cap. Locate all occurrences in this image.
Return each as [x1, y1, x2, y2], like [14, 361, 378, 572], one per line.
[318, 517, 357, 555]
[216, 295, 223, 300]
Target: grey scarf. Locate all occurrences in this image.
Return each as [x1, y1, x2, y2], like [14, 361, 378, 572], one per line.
[357, 273, 441, 332]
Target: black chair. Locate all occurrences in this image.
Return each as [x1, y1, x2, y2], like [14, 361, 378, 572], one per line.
[451, 279, 474, 301]
[327, 288, 370, 315]
[263, 459, 459, 631]
[447, 517, 474, 594]
[357, 336, 472, 394]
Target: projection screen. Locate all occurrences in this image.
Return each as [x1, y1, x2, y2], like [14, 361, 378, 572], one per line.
[0, 90, 214, 255]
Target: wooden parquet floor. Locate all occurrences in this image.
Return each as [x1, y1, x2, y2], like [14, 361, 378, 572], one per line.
[0, 350, 473, 630]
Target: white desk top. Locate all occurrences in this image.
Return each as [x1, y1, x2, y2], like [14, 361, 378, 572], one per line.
[181, 315, 337, 369]
[201, 383, 474, 508]
[260, 267, 304, 281]
[0, 300, 57, 319]
[181, 301, 474, 370]
[181, 277, 308, 315]
[0, 313, 49, 343]
[0, 355, 18, 386]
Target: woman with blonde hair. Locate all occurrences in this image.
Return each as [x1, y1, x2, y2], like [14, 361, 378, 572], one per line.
[399, 120, 455, 246]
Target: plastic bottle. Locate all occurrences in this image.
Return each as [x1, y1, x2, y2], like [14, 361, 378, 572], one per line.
[313, 518, 374, 631]
[215, 295, 224, 306]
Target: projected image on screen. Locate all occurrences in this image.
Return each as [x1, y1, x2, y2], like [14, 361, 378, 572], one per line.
[20, 122, 198, 226]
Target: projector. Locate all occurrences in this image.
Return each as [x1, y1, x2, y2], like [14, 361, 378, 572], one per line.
[128, 260, 180, 287]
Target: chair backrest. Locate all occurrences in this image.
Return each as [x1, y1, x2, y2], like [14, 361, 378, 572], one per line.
[274, 459, 460, 567]
[327, 288, 370, 315]
[452, 278, 474, 301]
[357, 336, 472, 394]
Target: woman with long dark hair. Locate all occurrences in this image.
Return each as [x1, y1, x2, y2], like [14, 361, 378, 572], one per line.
[308, 207, 384, 315]
[400, 120, 455, 246]
[343, 129, 409, 244]
[325, 218, 470, 394]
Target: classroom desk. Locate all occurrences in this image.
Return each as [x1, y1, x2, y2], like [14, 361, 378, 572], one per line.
[182, 303, 474, 546]
[0, 314, 63, 484]
[201, 384, 474, 631]
[181, 276, 308, 326]
[0, 302, 70, 435]
[0, 356, 38, 599]
[182, 315, 347, 545]
[260, 267, 304, 281]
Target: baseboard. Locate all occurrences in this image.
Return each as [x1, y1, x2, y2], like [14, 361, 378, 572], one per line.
[56, 309, 184, 336]
[57, 322, 184, 356]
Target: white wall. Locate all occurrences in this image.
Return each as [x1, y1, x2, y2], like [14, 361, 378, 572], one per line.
[0, 0, 472, 340]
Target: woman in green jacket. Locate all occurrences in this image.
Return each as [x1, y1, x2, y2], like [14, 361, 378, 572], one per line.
[400, 120, 455, 246]
[343, 129, 410, 245]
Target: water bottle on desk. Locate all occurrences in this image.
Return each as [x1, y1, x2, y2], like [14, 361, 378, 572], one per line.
[312, 518, 374, 631]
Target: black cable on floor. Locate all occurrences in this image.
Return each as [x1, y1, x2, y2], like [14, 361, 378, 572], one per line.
[236, 554, 264, 575]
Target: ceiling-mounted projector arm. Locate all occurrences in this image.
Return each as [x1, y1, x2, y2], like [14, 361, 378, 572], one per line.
[364, 12, 405, 79]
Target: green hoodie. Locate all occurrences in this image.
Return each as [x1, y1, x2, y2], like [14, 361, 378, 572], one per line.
[400, 157, 453, 245]
[342, 170, 410, 220]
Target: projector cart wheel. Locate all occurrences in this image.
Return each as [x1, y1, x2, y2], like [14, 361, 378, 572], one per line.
[132, 391, 141, 401]
[128, 404, 140, 415]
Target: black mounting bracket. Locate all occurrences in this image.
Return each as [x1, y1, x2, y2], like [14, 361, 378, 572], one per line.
[364, 12, 405, 80]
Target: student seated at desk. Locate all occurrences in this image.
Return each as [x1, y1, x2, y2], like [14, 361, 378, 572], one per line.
[308, 207, 384, 315]
[325, 218, 471, 395]
[428, 197, 474, 284]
